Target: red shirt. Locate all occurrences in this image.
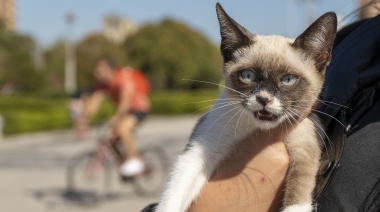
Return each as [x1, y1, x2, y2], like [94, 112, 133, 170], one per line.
[97, 68, 151, 112]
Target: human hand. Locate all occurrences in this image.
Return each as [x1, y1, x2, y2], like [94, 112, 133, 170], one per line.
[188, 107, 312, 212]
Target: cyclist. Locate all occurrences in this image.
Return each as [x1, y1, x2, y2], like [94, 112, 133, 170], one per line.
[77, 58, 151, 177]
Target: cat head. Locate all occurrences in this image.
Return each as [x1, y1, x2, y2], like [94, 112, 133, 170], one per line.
[216, 3, 337, 130]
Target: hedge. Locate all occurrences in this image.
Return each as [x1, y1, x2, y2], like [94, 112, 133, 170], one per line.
[0, 90, 219, 135]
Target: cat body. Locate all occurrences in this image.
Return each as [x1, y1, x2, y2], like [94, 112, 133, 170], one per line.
[156, 3, 336, 212]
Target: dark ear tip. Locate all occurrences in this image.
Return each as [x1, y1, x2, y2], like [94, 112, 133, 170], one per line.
[323, 12, 338, 24]
[324, 12, 337, 18]
[216, 2, 223, 12]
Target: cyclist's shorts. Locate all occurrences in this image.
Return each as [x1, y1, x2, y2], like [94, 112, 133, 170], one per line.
[129, 110, 148, 123]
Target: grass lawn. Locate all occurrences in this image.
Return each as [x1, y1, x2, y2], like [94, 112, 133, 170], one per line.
[0, 90, 219, 135]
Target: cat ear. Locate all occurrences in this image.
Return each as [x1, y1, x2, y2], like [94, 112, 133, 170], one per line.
[216, 3, 253, 62]
[292, 12, 337, 73]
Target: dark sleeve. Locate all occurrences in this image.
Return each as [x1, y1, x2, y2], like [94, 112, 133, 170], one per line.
[317, 86, 380, 212]
[315, 14, 380, 211]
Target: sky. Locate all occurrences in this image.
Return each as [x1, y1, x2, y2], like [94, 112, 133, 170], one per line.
[17, 0, 359, 48]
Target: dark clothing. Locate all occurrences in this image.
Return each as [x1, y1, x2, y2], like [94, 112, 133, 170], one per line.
[130, 110, 148, 123]
[315, 14, 380, 211]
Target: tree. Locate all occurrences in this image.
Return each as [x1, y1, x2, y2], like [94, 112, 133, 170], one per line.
[123, 19, 222, 90]
[76, 33, 127, 88]
[0, 20, 41, 93]
[42, 33, 128, 94]
[42, 41, 65, 92]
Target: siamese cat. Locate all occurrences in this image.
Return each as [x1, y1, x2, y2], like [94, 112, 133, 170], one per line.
[156, 3, 336, 212]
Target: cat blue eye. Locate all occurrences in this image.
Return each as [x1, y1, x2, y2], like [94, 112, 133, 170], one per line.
[281, 74, 298, 85]
[240, 70, 256, 83]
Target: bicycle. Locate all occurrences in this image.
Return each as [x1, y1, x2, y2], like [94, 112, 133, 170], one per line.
[65, 124, 168, 203]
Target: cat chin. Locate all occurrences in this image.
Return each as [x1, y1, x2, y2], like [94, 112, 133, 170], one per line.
[254, 116, 285, 130]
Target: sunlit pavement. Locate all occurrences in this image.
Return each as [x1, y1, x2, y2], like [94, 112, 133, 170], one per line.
[0, 116, 198, 212]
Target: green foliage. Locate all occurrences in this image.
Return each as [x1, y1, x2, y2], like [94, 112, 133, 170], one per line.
[0, 96, 70, 134]
[42, 41, 65, 91]
[0, 95, 114, 134]
[42, 34, 128, 93]
[76, 34, 127, 88]
[0, 23, 42, 92]
[149, 90, 219, 115]
[0, 90, 219, 135]
[124, 19, 222, 90]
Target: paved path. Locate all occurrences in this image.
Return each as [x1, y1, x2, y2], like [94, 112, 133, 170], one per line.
[0, 116, 198, 212]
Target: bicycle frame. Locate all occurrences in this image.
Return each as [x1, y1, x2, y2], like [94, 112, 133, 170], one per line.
[66, 124, 167, 199]
[93, 126, 127, 171]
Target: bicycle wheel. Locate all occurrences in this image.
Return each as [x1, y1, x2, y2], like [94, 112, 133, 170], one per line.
[131, 145, 168, 196]
[66, 151, 112, 203]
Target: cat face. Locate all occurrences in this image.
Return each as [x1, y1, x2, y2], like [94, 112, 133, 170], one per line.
[224, 36, 324, 129]
[216, 3, 337, 130]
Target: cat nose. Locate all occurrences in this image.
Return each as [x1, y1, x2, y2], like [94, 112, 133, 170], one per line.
[256, 95, 273, 106]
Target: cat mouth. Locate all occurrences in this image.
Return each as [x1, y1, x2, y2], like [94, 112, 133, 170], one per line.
[253, 110, 279, 121]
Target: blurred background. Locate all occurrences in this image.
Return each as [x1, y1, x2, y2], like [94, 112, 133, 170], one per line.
[0, 0, 376, 211]
[0, 0, 370, 135]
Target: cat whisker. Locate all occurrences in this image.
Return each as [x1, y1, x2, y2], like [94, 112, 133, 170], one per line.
[219, 107, 245, 141]
[284, 107, 332, 158]
[315, 100, 339, 110]
[285, 108, 318, 143]
[287, 112, 300, 127]
[317, 99, 352, 110]
[189, 101, 242, 116]
[184, 98, 243, 105]
[182, 79, 249, 98]
[310, 120, 333, 159]
[284, 104, 347, 128]
[283, 111, 296, 131]
[284, 108, 325, 152]
[280, 115, 289, 139]
[208, 102, 243, 113]
[235, 106, 249, 138]
[285, 100, 311, 104]
[283, 108, 300, 126]
[240, 107, 250, 135]
[282, 110, 293, 127]
[205, 105, 241, 134]
[311, 109, 347, 128]
[284, 107, 303, 117]
[285, 99, 352, 111]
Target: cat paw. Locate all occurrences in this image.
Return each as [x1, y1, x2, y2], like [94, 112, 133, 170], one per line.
[282, 203, 313, 212]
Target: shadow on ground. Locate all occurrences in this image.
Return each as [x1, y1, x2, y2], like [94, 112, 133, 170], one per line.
[32, 187, 138, 209]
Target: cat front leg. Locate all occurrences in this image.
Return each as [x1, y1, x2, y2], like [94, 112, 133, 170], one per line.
[155, 141, 223, 212]
[156, 90, 249, 212]
[282, 117, 323, 212]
